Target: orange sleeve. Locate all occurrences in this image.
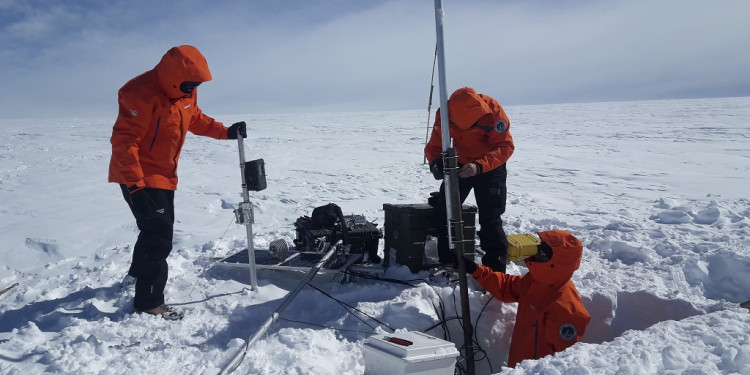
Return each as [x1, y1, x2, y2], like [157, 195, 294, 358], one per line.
[475, 129, 514, 172]
[188, 106, 227, 139]
[110, 90, 151, 187]
[542, 294, 590, 355]
[474, 96, 514, 172]
[424, 109, 444, 165]
[471, 264, 523, 303]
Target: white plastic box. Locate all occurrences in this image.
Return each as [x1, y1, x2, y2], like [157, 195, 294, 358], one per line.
[364, 331, 459, 375]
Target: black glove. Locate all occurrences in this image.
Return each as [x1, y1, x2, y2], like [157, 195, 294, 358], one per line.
[463, 256, 478, 274]
[429, 158, 444, 180]
[427, 191, 440, 207]
[227, 121, 247, 139]
[128, 187, 158, 219]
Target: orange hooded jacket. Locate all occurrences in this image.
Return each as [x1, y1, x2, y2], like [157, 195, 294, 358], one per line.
[471, 230, 591, 367]
[108, 45, 228, 191]
[424, 87, 514, 173]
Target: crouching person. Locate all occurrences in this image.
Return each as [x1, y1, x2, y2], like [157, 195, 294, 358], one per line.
[463, 230, 590, 367]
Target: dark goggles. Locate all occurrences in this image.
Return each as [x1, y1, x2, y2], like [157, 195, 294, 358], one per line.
[179, 81, 202, 94]
[529, 242, 553, 263]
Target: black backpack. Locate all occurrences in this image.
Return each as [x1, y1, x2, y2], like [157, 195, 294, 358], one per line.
[311, 203, 346, 230]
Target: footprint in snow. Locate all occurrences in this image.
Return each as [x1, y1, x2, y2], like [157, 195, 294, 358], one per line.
[24, 237, 62, 257]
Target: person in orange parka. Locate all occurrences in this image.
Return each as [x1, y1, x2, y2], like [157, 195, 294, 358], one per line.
[425, 87, 514, 272]
[463, 230, 591, 368]
[108, 45, 246, 320]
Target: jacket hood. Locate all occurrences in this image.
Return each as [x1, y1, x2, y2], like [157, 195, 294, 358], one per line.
[447, 87, 492, 130]
[525, 230, 583, 286]
[154, 45, 212, 99]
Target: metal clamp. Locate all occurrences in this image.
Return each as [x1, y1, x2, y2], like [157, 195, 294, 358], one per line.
[234, 202, 254, 225]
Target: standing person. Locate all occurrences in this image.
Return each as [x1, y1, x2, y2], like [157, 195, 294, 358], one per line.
[463, 230, 591, 367]
[108, 45, 247, 320]
[425, 87, 514, 272]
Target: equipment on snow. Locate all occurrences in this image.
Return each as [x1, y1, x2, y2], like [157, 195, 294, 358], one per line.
[383, 203, 476, 272]
[216, 204, 378, 275]
[383, 204, 547, 270]
[268, 238, 289, 261]
[310, 202, 346, 230]
[294, 203, 382, 263]
[216, 241, 362, 274]
[506, 233, 544, 262]
[218, 241, 343, 375]
[364, 331, 459, 375]
[243, 158, 266, 192]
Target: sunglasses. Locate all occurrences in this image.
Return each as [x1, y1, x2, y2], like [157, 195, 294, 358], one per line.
[529, 242, 553, 263]
[179, 81, 202, 94]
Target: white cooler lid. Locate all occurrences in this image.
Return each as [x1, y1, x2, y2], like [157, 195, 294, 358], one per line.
[365, 331, 459, 362]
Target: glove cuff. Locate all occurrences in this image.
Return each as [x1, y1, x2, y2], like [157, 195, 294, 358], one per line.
[464, 257, 478, 274]
[473, 162, 483, 174]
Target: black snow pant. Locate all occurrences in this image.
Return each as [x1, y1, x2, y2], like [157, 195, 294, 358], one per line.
[119, 185, 175, 311]
[433, 164, 509, 273]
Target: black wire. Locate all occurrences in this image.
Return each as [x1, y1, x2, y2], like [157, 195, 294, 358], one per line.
[227, 265, 497, 374]
[429, 299, 450, 341]
[307, 282, 395, 332]
[277, 317, 375, 335]
[473, 295, 496, 374]
[441, 297, 452, 342]
[422, 315, 462, 333]
[340, 267, 499, 373]
[451, 284, 463, 331]
[341, 269, 426, 287]
[430, 282, 498, 374]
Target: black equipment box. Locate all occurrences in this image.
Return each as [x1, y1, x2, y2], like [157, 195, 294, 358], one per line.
[293, 214, 382, 263]
[383, 203, 476, 272]
[244, 159, 267, 191]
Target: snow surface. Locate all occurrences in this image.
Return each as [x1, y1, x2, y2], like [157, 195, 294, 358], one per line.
[1, 97, 749, 374]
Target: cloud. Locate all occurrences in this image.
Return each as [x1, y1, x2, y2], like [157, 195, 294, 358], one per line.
[445, 0, 750, 103]
[0, 0, 749, 119]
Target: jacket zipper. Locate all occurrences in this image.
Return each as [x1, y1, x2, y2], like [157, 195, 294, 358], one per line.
[533, 320, 539, 359]
[173, 110, 184, 174]
[149, 117, 162, 152]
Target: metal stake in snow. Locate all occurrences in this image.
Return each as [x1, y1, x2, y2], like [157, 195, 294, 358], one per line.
[235, 133, 258, 291]
[217, 241, 341, 375]
[0, 282, 19, 297]
[433, 1, 476, 374]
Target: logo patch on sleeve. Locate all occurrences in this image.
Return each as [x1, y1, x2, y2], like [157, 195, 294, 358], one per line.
[559, 323, 577, 341]
[495, 119, 508, 133]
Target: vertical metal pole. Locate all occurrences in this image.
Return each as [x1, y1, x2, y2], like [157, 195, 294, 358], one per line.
[434, 2, 451, 163]
[433, 1, 475, 374]
[423, 46, 437, 165]
[237, 135, 258, 291]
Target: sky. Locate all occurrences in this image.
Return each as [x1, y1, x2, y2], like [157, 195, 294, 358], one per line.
[1, 0, 749, 119]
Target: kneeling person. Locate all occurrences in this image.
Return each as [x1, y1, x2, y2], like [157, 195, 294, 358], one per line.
[464, 230, 590, 367]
